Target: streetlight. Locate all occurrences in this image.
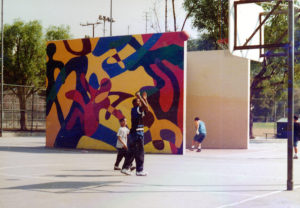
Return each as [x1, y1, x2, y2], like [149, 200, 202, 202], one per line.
[80, 21, 101, 38]
[98, 15, 115, 37]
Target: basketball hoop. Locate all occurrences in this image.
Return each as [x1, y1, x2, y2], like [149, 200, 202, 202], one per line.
[217, 38, 228, 50]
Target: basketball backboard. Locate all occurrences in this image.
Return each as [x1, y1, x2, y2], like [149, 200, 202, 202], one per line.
[229, 0, 264, 62]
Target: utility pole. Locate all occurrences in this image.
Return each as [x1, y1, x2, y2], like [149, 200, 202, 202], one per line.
[287, 0, 294, 191]
[145, 12, 149, 33]
[128, 25, 130, 35]
[80, 21, 101, 38]
[165, 0, 168, 32]
[110, 0, 112, 36]
[99, 15, 115, 37]
[0, 0, 3, 137]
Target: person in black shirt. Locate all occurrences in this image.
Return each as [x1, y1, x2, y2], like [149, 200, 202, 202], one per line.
[121, 92, 149, 176]
[294, 115, 300, 159]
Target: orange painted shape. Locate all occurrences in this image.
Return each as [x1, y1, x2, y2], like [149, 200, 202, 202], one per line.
[46, 103, 61, 147]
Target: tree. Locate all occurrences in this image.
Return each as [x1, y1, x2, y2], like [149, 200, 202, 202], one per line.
[150, 0, 197, 33]
[45, 25, 72, 41]
[183, 0, 300, 138]
[183, 0, 228, 49]
[3, 20, 72, 130]
[3, 20, 45, 130]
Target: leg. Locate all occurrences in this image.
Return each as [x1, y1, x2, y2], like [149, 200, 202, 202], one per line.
[135, 135, 145, 172]
[122, 138, 135, 170]
[115, 148, 126, 167]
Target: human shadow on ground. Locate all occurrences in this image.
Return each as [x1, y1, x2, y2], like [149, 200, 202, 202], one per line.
[3, 180, 297, 194]
[2, 181, 122, 194]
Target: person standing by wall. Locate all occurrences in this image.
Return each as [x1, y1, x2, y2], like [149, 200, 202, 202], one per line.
[191, 117, 206, 152]
[121, 92, 149, 176]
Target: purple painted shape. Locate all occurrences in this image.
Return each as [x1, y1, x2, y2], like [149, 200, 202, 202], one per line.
[160, 129, 175, 144]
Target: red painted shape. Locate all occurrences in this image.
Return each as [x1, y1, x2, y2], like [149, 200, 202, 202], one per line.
[150, 31, 189, 51]
[150, 64, 173, 113]
[162, 60, 184, 131]
[169, 142, 178, 154]
[141, 34, 153, 44]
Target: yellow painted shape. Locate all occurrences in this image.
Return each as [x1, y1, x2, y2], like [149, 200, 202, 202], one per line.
[77, 136, 116, 151]
[107, 105, 114, 113]
[90, 37, 100, 51]
[132, 35, 144, 46]
[48, 41, 77, 65]
[117, 44, 136, 61]
[98, 108, 120, 133]
[57, 71, 76, 119]
[46, 103, 61, 147]
[149, 118, 183, 148]
[110, 66, 154, 94]
[54, 68, 60, 81]
[95, 91, 109, 103]
[85, 52, 111, 83]
[144, 139, 172, 153]
[64, 39, 84, 53]
[118, 61, 125, 69]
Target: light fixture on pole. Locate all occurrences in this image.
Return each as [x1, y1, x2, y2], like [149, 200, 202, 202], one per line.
[80, 21, 101, 38]
[99, 15, 115, 37]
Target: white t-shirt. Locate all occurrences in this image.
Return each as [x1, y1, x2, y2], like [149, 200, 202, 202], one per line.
[116, 126, 130, 148]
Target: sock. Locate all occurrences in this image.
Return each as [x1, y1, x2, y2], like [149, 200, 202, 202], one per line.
[191, 145, 195, 149]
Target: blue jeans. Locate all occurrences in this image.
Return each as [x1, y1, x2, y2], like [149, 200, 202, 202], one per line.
[122, 133, 144, 172]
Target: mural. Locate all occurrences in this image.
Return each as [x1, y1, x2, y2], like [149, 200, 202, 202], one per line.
[46, 31, 188, 154]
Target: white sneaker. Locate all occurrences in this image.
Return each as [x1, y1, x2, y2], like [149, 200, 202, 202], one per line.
[121, 169, 132, 175]
[136, 171, 148, 176]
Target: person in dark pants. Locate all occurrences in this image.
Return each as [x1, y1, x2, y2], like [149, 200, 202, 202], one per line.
[294, 115, 300, 159]
[121, 92, 148, 176]
[114, 118, 136, 171]
[114, 118, 129, 170]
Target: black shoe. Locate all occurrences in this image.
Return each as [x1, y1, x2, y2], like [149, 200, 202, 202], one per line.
[130, 166, 136, 171]
[114, 166, 121, 170]
[196, 149, 201, 152]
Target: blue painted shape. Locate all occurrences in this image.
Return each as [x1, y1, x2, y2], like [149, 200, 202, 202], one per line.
[92, 124, 118, 146]
[89, 73, 99, 89]
[160, 129, 176, 144]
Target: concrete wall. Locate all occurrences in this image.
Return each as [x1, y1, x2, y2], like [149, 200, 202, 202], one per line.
[46, 32, 188, 154]
[186, 50, 249, 149]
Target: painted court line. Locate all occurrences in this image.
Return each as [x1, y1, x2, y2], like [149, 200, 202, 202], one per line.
[216, 185, 300, 208]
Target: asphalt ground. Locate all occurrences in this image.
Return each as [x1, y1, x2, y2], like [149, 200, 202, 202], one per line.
[1, 136, 300, 208]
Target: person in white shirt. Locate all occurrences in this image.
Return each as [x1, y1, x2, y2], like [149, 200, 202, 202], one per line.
[114, 118, 131, 170]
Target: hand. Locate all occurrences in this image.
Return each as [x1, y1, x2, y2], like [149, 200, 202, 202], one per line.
[123, 145, 128, 150]
[142, 91, 147, 100]
[196, 131, 199, 135]
[136, 92, 141, 97]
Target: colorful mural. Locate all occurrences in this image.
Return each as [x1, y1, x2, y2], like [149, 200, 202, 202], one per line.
[46, 31, 188, 154]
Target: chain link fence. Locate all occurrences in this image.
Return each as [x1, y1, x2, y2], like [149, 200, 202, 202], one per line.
[252, 98, 288, 138]
[2, 84, 45, 131]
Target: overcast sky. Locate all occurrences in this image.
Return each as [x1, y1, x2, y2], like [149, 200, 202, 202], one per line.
[4, 0, 199, 39]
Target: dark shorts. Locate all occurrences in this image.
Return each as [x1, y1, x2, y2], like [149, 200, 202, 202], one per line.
[193, 134, 206, 143]
[294, 138, 299, 147]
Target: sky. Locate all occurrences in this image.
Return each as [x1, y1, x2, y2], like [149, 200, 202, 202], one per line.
[4, 0, 199, 39]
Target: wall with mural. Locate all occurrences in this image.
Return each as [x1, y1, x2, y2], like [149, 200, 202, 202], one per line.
[46, 32, 188, 154]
